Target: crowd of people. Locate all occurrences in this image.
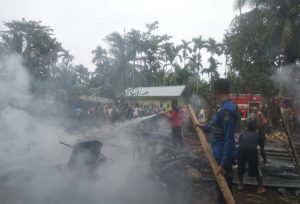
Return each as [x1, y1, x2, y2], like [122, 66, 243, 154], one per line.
[73, 101, 175, 123]
[125, 103, 165, 120]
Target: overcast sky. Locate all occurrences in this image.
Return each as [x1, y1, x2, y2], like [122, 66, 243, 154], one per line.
[0, 0, 238, 71]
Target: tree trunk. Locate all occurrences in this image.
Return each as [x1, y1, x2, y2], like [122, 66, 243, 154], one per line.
[209, 72, 212, 91]
[133, 58, 135, 88]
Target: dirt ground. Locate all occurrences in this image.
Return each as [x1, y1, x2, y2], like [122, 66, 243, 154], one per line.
[192, 183, 300, 204]
[234, 187, 300, 204]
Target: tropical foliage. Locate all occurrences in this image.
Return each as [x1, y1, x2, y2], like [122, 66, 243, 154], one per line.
[1, 0, 300, 106]
[224, 0, 300, 97]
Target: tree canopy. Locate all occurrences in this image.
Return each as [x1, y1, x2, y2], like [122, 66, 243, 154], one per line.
[1, 1, 300, 106]
[225, 0, 300, 97]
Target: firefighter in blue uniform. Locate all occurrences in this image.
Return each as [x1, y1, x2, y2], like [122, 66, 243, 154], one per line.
[197, 79, 238, 204]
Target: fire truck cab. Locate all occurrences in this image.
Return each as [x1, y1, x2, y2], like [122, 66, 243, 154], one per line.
[230, 94, 263, 121]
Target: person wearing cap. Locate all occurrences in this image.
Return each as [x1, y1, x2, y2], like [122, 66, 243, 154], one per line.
[196, 78, 238, 204]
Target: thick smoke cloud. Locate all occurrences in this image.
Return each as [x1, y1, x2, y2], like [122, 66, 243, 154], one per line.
[0, 54, 190, 204]
[0, 54, 72, 203]
[271, 65, 300, 99]
[271, 64, 300, 119]
[273, 64, 299, 89]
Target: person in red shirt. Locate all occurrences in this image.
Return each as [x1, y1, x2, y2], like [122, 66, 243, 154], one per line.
[161, 99, 183, 148]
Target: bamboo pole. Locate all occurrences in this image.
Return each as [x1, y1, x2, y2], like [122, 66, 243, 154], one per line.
[281, 117, 300, 172]
[187, 105, 236, 204]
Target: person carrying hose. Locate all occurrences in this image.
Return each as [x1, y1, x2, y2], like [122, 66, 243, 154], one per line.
[161, 99, 183, 148]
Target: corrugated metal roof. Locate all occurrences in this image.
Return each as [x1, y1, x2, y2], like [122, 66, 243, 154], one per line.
[125, 85, 185, 97]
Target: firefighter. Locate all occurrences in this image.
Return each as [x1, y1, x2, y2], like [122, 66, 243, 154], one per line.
[196, 79, 238, 204]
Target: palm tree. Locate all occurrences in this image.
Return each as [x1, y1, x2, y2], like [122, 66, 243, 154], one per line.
[59, 50, 73, 73]
[201, 57, 220, 90]
[204, 38, 223, 85]
[161, 43, 182, 85]
[105, 32, 129, 89]
[106, 32, 127, 61]
[139, 24, 171, 86]
[205, 38, 223, 56]
[234, 0, 263, 15]
[192, 36, 207, 92]
[234, 0, 246, 15]
[162, 43, 182, 70]
[187, 54, 202, 73]
[152, 69, 166, 86]
[126, 29, 142, 88]
[56, 51, 75, 92]
[74, 64, 89, 84]
[188, 54, 202, 92]
[192, 36, 206, 62]
[91, 46, 108, 67]
[173, 65, 192, 85]
[179, 40, 192, 68]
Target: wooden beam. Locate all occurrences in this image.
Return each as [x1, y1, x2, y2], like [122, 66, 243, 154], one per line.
[187, 105, 236, 204]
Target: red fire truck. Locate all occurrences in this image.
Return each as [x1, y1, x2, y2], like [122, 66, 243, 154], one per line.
[230, 94, 263, 121]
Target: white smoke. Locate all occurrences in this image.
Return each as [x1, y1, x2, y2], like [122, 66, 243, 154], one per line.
[188, 94, 207, 107]
[0, 54, 30, 109]
[0, 54, 186, 204]
[271, 64, 300, 120]
[0, 54, 72, 203]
